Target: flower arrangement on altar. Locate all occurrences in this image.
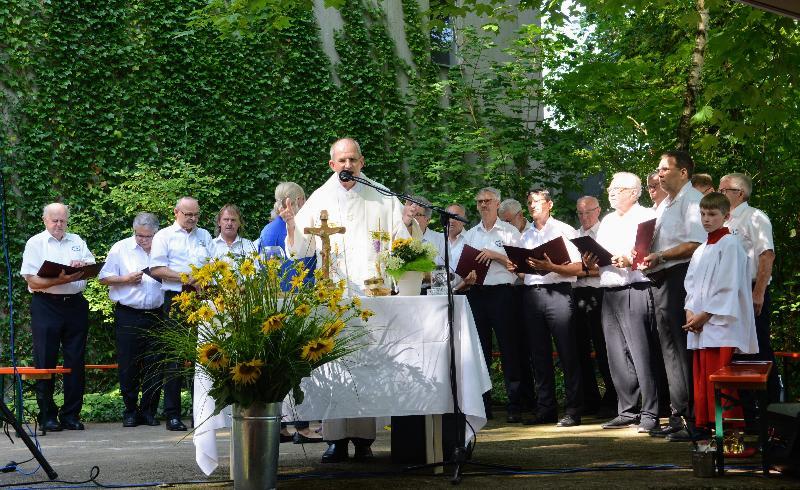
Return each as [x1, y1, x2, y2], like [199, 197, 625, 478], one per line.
[380, 237, 437, 280]
[158, 254, 373, 412]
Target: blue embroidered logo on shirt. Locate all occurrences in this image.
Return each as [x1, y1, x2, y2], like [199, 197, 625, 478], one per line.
[71, 246, 80, 252]
[495, 240, 502, 247]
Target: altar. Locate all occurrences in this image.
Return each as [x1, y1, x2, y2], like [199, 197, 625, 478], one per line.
[192, 295, 491, 475]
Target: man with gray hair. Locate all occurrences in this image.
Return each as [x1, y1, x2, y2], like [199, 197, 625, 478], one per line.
[21, 203, 95, 431]
[719, 172, 778, 400]
[573, 195, 616, 417]
[499, 198, 530, 234]
[99, 213, 164, 427]
[150, 196, 214, 431]
[463, 187, 523, 421]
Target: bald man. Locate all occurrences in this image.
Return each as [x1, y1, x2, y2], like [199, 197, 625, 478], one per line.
[21, 203, 95, 432]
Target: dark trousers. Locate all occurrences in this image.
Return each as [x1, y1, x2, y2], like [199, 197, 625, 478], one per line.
[601, 283, 659, 419]
[521, 283, 582, 416]
[30, 293, 89, 421]
[734, 288, 779, 418]
[159, 290, 184, 419]
[466, 284, 522, 412]
[650, 263, 693, 423]
[573, 286, 616, 410]
[114, 303, 163, 416]
[512, 286, 536, 411]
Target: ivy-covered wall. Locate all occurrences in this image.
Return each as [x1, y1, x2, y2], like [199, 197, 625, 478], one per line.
[0, 0, 461, 366]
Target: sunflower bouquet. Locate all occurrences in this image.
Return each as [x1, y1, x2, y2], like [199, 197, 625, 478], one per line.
[159, 254, 372, 412]
[379, 237, 438, 280]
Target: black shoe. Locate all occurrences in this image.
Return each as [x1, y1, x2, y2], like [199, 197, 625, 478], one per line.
[637, 416, 659, 433]
[280, 432, 294, 443]
[506, 410, 522, 423]
[666, 428, 710, 442]
[166, 418, 187, 431]
[522, 412, 558, 426]
[122, 413, 138, 428]
[601, 415, 638, 429]
[648, 424, 682, 438]
[42, 419, 62, 432]
[136, 413, 160, 426]
[556, 414, 581, 427]
[321, 440, 349, 463]
[351, 438, 374, 461]
[59, 417, 85, 430]
[293, 431, 324, 444]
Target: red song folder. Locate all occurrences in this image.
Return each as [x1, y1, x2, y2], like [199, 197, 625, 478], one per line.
[36, 260, 104, 281]
[454, 244, 491, 285]
[504, 236, 571, 276]
[571, 236, 613, 267]
[631, 218, 657, 270]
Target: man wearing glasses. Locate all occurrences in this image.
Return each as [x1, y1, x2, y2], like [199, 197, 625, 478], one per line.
[720, 173, 778, 401]
[150, 196, 214, 431]
[646, 172, 667, 210]
[640, 151, 705, 441]
[573, 196, 616, 418]
[99, 213, 164, 428]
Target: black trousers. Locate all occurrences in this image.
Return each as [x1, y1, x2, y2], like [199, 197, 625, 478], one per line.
[601, 283, 659, 420]
[650, 263, 693, 423]
[159, 290, 185, 419]
[114, 303, 163, 416]
[466, 284, 522, 411]
[521, 283, 582, 416]
[512, 285, 536, 411]
[572, 286, 616, 409]
[30, 292, 89, 421]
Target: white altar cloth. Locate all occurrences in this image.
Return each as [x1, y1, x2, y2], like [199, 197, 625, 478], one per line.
[192, 295, 491, 475]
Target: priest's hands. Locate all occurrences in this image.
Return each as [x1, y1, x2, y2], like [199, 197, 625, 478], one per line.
[682, 310, 711, 333]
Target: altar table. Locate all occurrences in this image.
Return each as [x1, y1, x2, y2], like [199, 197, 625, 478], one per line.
[192, 295, 491, 475]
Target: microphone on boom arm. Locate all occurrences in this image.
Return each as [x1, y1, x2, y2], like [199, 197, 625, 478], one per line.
[339, 170, 354, 182]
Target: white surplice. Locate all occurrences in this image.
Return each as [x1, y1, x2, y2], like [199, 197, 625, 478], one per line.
[684, 233, 759, 353]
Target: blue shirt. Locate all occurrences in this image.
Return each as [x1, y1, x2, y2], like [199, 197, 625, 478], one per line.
[258, 215, 316, 290]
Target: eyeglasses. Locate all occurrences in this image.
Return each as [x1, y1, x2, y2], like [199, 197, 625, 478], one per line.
[646, 184, 659, 190]
[413, 213, 426, 218]
[179, 210, 201, 219]
[608, 187, 634, 194]
[719, 188, 742, 194]
[476, 198, 496, 205]
[576, 207, 599, 216]
[135, 234, 155, 240]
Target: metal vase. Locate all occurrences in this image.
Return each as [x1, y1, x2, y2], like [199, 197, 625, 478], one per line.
[231, 401, 282, 490]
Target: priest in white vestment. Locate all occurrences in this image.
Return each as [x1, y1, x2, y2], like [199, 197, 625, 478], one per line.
[283, 137, 412, 462]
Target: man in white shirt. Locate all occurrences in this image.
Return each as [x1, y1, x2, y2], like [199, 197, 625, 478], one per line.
[499, 198, 531, 234]
[573, 196, 616, 417]
[592, 174, 660, 433]
[404, 195, 443, 292]
[641, 150, 706, 441]
[99, 213, 164, 428]
[720, 173, 778, 400]
[281, 138, 413, 462]
[211, 204, 256, 260]
[516, 190, 583, 427]
[647, 172, 667, 210]
[150, 196, 214, 431]
[463, 187, 522, 422]
[20, 203, 95, 432]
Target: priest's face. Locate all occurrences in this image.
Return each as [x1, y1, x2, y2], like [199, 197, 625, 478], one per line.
[329, 139, 365, 189]
[43, 205, 68, 241]
[700, 207, 728, 233]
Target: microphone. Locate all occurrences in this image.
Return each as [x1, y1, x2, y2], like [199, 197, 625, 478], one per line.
[339, 170, 354, 182]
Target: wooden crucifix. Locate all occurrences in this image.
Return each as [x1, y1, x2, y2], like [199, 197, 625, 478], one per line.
[304, 210, 345, 280]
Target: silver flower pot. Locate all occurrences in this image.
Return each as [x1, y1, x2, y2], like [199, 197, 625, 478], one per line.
[231, 402, 282, 490]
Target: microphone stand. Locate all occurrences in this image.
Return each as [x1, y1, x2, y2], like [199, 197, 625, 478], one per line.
[339, 171, 519, 483]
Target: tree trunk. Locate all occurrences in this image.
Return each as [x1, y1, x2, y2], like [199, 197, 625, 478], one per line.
[676, 0, 709, 151]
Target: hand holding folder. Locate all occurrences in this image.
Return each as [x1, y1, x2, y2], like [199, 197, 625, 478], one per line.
[570, 236, 613, 267]
[36, 260, 104, 282]
[504, 236, 571, 276]
[454, 245, 491, 285]
[631, 218, 656, 270]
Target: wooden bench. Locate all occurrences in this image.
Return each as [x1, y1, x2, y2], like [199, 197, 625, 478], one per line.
[709, 361, 773, 476]
[0, 367, 72, 435]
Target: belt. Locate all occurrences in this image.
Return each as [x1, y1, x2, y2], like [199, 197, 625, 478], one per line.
[524, 282, 572, 291]
[33, 292, 82, 302]
[116, 303, 162, 314]
[605, 282, 651, 292]
[470, 284, 510, 290]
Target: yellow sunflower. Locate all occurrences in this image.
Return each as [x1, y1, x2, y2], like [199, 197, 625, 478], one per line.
[323, 320, 345, 338]
[301, 338, 335, 363]
[262, 313, 286, 335]
[294, 303, 311, 317]
[239, 259, 256, 277]
[289, 273, 304, 290]
[360, 309, 375, 322]
[197, 343, 229, 370]
[213, 295, 225, 312]
[197, 304, 215, 322]
[350, 296, 362, 308]
[230, 359, 265, 385]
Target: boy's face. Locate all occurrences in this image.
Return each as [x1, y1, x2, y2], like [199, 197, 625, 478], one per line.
[700, 207, 729, 233]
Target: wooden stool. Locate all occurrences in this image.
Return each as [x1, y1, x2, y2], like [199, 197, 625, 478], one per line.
[709, 361, 772, 476]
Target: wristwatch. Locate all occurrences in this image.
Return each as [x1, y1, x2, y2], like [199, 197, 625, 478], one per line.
[657, 251, 666, 264]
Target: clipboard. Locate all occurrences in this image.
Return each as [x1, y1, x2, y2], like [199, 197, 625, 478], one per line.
[571, 236, 613, 267]
[504, 236, 571, 276]
[631, 218, 656, 270]
[36, 260, 104, 281]
[454, 245, 490, 285]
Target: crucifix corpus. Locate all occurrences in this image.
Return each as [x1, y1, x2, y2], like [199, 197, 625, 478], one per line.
[304, 210, 345, 280]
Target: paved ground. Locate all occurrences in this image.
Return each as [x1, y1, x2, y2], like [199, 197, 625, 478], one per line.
[2, 413, 798, 488]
